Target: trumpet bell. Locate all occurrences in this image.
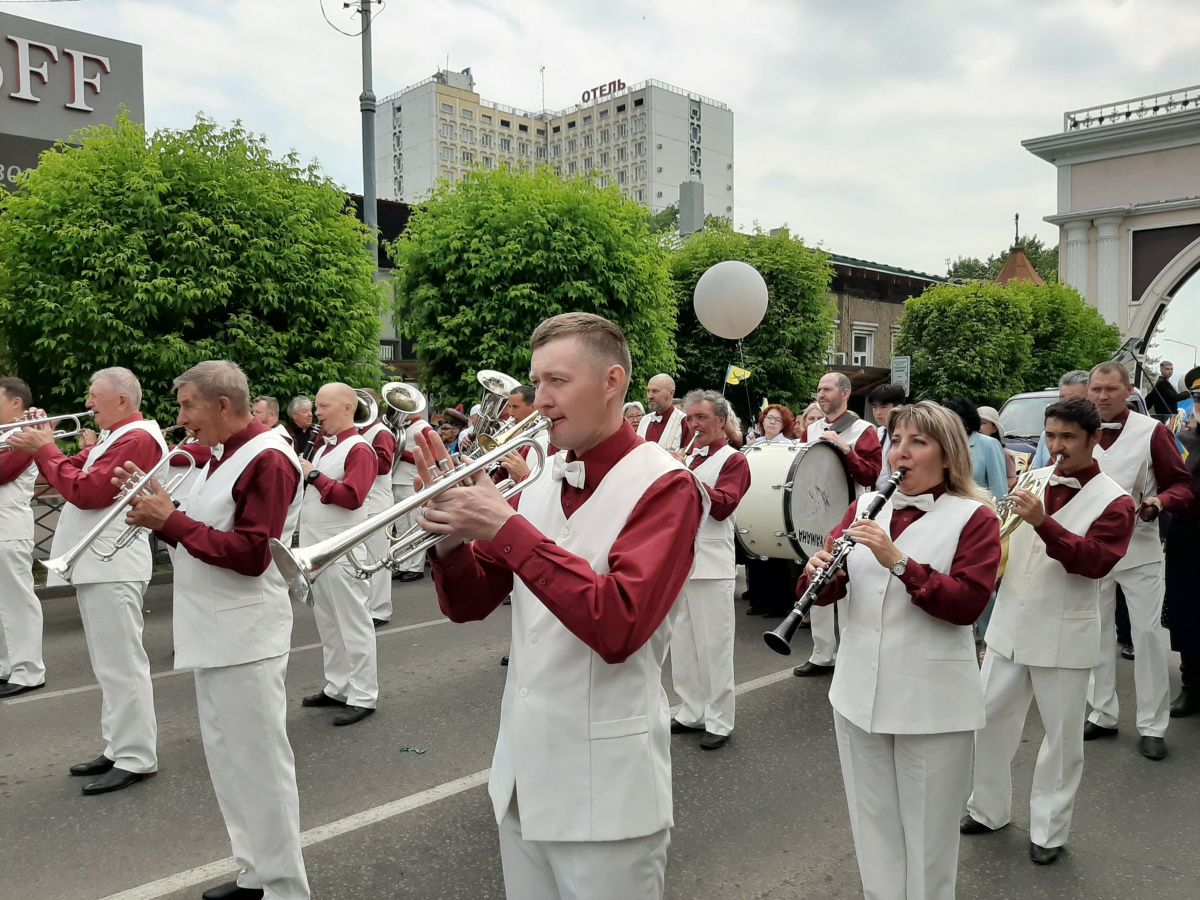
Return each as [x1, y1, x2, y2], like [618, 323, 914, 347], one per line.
[354, 389, 379, 428]
[383, 381, 425, 416]
[477, 370, 520, 397]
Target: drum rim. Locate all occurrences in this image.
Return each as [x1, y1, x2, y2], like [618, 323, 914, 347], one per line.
[782, 441, 855, 561]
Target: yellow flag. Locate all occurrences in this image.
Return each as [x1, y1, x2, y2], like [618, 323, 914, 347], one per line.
[725, 364, 752, 385]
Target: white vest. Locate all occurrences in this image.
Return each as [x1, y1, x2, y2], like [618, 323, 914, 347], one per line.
[300, 433, 369, 542]
[360, 421, 395, 516]
[48, 419, 167, 586]
[1092, 411, 1161, 569]
[988, 467, 1128, 669]
[172, 430, 303, 670]
[637, 405, 686, 452]
[830, 491, 988, 735]
[492, 441, 706, 842]
[688, 443, 739, 579]
[391, 422, 436, 487]
[0, 458, 36, 541]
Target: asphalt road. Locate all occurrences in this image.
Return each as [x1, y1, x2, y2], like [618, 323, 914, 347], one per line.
[1, 575, 1196, 900]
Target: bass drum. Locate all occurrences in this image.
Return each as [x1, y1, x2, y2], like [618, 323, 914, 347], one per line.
[734, 441, 855, 561]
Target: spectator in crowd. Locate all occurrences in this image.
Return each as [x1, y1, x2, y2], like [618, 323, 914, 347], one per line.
[1033, 371, 1091, 468]
[868, 384, 907, 490]
[1147, 361, 1181, 418]
[622, 401, 645, 430]
[943, 398, 1008, 501]
[439, 409, 469, 453]
[285, 395, 316, 452]
[977, 406, 1018, 491]
[794, 403, 823, 440]
[753, 404, 795, 445]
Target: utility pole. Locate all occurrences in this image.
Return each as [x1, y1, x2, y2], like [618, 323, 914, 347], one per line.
[357, 0, 378, 273]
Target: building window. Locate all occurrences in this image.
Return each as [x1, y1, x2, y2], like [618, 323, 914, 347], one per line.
[600, 128, 609, 143]
[634, 164, 646, 180]
[568, 138, 577, 153]
[480, 132, 493, 148]
[583, 133, 593, 148]
[890, 327, 901, 357]
[634, 140, 645, 156]
[461, 150, 473, 164]
[600, 109, 610, 120]
[617, 146, 627, 162]
[567, 161, 577, 175]
[518, 141, 531, 156]
[552, 143, 562, 158]
[583, 114, 592, 124]
[635, 188, 645, 202]
[460, 108, 473, 120]
[583, 156, 594, 170]
[616, 122, 627, 138]
[617, 103, 626, 113]
[481, 113, 493, 124]
[633, 97, 644, 107]
[536, 145, 547, 160]
[852, 330, 875, 367]
[440, 145, 455, 161]
[440, 122, 455, 139]
[440, 102, 454, 114]
[500, 136, 512, 152]
[518, 123, 529, 133]
[600, 151, 610, 166]
[616, 169, 627, 185]
[552, 125, 561, 134]
[567, 120, 576, 129]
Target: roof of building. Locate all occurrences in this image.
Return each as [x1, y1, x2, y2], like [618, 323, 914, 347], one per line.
[993, 246, 1046, 285]
[828, 253, 943, 284]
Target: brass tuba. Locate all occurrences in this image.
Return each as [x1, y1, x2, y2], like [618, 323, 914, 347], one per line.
[995, 455, 1062, 539]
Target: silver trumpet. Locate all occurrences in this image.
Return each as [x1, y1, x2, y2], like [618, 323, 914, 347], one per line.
[272, 411, 552, 605]
[0, 410, 95, 451]
[40, 447, 198, 583]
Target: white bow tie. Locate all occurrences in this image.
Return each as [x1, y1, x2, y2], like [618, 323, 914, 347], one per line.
[692, 445, 710, 458]
[98, 429, 112, 442]
[211, 444, 225, 461]
[1048, 473, 1081, 489]
[1100, 422, 1122, 430]
[648, 414, 663, 424]
[551, 455, 586, 489]
[891, 492, 936, 513]
[323, 434, 338, 446]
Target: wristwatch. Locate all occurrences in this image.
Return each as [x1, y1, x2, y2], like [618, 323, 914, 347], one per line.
[889, 554, 909, 578]
[305, 469, 321, 486]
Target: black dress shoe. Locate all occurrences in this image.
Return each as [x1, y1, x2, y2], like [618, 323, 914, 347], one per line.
[700, 731, 730, 750]
[960, 815, 1003, 835]
[1083, 721, 1118, 741]
[202, 881, 264, 900]
[793, 662, 835, 677]
[500, 655, 509, 666]
[301, 691, 346, 708]
[333, 705, 375, 726]
[1120, 643, 1135, 660]
[0, 681, 44, 699]
[372, 618, 389, 629]
[82, 767, 153, 796]
[397, 571, 424, 583]
[70, 754, 115, 777]
[1139, 736, 1167, 760]
[670, 719, 704, 735]
[1170, 686, 1198, 717]
[1030, 842, 1062, 865]
[744, 605, 765, 616]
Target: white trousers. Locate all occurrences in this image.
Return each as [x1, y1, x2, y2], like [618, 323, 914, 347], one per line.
[389, 483, 424, 574]
[0, 539, 45, 686]
[497, 795, 669, 900]
[76, 581, 157, 772]
[362, 525, 392, 621]
[311, 564, 378, 708]
[670, 577, 735, 736]
[1088, 561, 1171, 736]
[195, 654, 310, 899]
[967, 652, 1090, 848]
[833, 711, 972, 900]
[808, 601, 838, 666]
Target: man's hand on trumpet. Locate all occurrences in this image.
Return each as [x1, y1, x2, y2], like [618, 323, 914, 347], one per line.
[1005, 487, 1046, 527]
[4, 407, 56, 453]
[113, 462, 176, 531]
[412, 428, 515, 551]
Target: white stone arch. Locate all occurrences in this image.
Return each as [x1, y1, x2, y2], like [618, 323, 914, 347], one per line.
[1129, 234, 1200, 345]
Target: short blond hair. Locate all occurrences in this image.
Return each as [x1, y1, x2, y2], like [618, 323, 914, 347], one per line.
[173, 360, 250, 414]
[1089, 361, 1131, 387]
[888, 401, 991, 503]
[530, 312, 632, 390]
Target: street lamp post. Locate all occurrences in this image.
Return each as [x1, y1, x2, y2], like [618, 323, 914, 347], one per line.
[357, 0, 378, 275]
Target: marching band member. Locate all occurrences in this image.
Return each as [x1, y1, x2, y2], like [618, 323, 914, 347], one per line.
[797, 372, 882, 679]
[299, 383, 379, 726]
[495, 384, 549, 487]
[252, 395, 293, 441]
[0, 377, 45, 699]
[963, 398, 1134, 865]
[417, 313, 706, 899]
[797, 401, 1000, 900]
[357, 389, 398, 627]
[284, 396, 316, 454]
[390, 402, 438, 584]
[636, 373, 690, 452]
[669, 389, 751, 750]
[8, 367, 164, 794]
[868, 383, 906, 490]
[1085, 362, 1193, 760]
[121, 361, 309, 900]
[1165, 402, 1200, 717]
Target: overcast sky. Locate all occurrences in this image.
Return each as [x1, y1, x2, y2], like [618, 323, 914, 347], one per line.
[15, 0, 1200, 284]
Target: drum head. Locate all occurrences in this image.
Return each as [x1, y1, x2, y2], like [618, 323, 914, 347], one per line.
[784, 442, 855, 560]
[734, 442, 801, 560]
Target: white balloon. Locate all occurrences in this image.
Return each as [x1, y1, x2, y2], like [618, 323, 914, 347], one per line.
[692, 260, 769, 340]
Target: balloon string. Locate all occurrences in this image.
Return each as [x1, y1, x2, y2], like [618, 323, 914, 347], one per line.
[739, 340, 754, 417]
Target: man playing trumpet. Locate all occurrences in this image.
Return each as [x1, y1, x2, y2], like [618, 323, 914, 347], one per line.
[415, 313, 706, 899]
[7, 367, 163, 795]
[121, 360, 309, 900]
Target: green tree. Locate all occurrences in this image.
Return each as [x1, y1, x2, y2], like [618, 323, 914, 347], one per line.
[669, 223, 835, 423]
[0, 114, 382, 423]
[1019, 281, 1120, 389]
[896, 282, 1033, 407]
[387, 167, 676, 403]
[948, 235, 1060, 283]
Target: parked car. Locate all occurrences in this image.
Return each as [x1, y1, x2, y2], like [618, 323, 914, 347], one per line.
[999, 387, 1148, 448]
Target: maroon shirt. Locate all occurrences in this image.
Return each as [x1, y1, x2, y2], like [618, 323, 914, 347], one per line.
[399, 422, 439, 466]
[34, 413, 162, 510]
[432, 421, 704, 664]
[1098, 408, 1194, 512]
[159, 420, 300, 577]
[688, 439, 751, 522]
[0, 449, 34, 485]
[797, 484, 1001, 626]
[309, 427, 375, 511]
[363, 421, 397, 476]
[643, 408, 692, 448]
[825, 411, 883, 488]
[170, 441, 213, 468]
[1035, 462, 1136, 579]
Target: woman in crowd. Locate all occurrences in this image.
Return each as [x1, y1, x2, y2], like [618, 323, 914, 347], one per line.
[977, 405, 1017, 490]
[942, 398, 1008, 501]
[752, 404, 795, 446]
[744, 403, 797, 617]
[622, 400, 645, 431]
[794, 402, 823, 440]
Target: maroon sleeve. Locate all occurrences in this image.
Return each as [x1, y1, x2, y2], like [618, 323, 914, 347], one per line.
[704, 452, 751, 522]
[1149, 423, 1195, 512]
[159, 450, 300, 576]
[846, 425, 883, 488]
[370, 428, 397, 475]
[313, 443, 375, 510]
[0, 451, 34, 485]
[432, 470, 704, 664]
[171, 442, 213, 467]
[35, 431, 163, 510]
[1033, 495, 1136, 579]
[897, 505, 1000, 625]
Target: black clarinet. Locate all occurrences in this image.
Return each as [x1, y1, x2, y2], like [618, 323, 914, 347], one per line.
[300, 423, 324, 462]
[763, 469, 906, 655]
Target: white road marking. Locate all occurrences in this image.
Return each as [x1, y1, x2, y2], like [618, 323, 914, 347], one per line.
[97, 666, 800, 899]
[5, 617, 452, 706]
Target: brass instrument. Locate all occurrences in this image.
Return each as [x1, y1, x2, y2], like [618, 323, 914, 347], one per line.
[473, 370, 520, 449]
[0, 410, 95, 452]
[41, 448, 198, 583]
[382, 381, 426, 437]
[354, 389, 379, 428]
[681, 431, 700, 460]
[995, 454, 1062, 539]
[272, 411, 552, 604]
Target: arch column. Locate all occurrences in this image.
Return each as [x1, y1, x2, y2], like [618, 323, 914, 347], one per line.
[1094, 216, 1123, 325]
[1063, 218, 1091, 293]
